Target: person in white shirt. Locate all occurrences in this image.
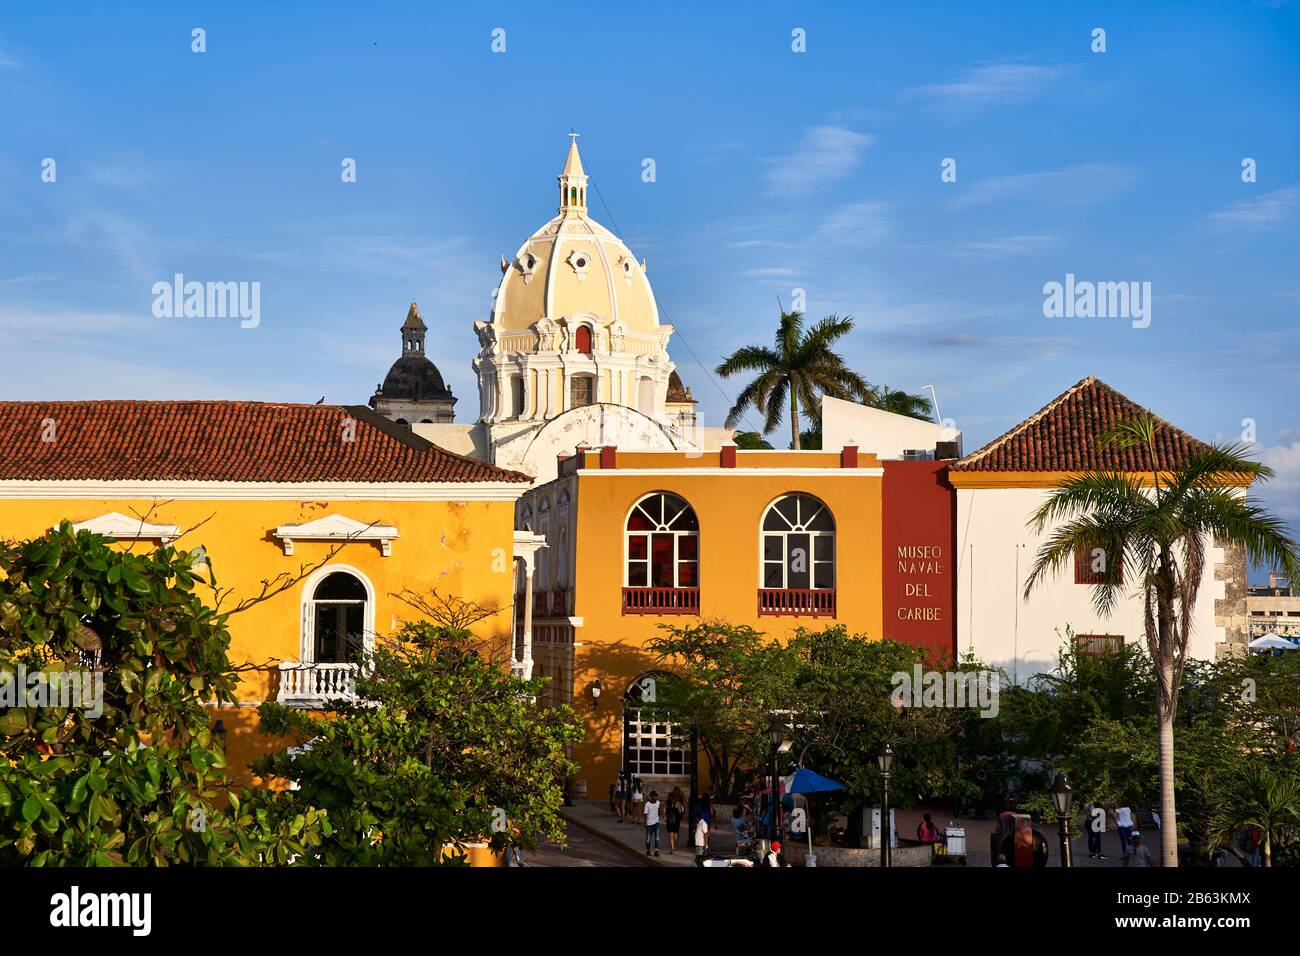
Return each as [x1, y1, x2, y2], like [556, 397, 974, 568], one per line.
[643, 791, 661, 857]
[693, 814, 709, 858]
[1113, 806, 1135, 859]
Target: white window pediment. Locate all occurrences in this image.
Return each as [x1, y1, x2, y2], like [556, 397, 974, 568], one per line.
[59, 511, 180, 543]
[274, 514, 398, 556]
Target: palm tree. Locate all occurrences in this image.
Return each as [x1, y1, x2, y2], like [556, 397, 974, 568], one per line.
[732, 431, 774, 450]
[1024, 413, 1300, 867]
[868, 385, 934, 421]
[1212, 765, 1300, 867]
[715, 311, 872, 449]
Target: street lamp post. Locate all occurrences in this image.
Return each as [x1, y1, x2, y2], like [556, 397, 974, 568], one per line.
[768, 715, 783, 842]
[877, 743, 893, 868]
[1051, 771, 1074, 869]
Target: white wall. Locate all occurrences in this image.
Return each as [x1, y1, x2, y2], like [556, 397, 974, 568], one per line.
[822, 395, 960, 460]
[956, 487, 1224, 682]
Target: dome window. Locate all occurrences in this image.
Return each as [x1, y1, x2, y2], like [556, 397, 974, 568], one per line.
[566, 249, 591, 283]
[515, 251, 538, 284]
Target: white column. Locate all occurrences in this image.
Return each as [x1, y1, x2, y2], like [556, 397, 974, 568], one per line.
[520, 557, 535, 680]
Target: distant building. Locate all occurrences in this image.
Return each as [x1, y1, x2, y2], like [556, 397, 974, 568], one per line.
[1247, 572, 1300, 641]
[369, 302, 457, 426]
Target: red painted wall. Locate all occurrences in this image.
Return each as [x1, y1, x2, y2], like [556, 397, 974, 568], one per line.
[882, 460, 956, 664]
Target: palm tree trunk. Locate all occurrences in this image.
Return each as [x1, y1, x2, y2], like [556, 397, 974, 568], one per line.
[1157, 683, 1178, 866]
[790, 386, 801, 450]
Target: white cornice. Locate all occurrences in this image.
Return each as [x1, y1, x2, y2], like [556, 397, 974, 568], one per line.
[57, 511, 181, 542]
[0, 480, 529, 501]
[275, 514, 399, 556]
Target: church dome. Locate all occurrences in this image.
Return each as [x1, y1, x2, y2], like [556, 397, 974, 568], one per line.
[377, 354, 451, 402]
[489, 138, 661, 335]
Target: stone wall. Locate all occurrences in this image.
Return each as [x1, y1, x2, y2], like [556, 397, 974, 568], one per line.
[1214, 538, 1248, 659]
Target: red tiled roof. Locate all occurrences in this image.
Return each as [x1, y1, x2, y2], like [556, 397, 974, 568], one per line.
[0, 401, 530, 484]
[950, 376, 1209, 472]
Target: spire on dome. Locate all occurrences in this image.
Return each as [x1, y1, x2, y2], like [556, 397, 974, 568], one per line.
[401, 301, 426, 353]
[402, 301, 426, 331]
[557, 131, 588, 214]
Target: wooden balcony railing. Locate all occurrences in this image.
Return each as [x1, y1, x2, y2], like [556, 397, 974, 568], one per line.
[622, 587, 700, 616]
[757, 588, 836, 617]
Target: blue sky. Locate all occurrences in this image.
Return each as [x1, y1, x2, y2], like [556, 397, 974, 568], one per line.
[2, 1, 1298, 558]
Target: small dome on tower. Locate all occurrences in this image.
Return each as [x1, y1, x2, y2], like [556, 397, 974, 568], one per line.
[666, 370, 697, 405]
[370, 302, 457, 425]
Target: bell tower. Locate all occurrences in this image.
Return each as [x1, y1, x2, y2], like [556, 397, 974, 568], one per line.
[558, 132, 588, 215]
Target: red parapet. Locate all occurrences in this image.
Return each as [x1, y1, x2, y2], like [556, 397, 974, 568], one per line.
[757, 588, 836, 617]
[622, 587, 701, 616]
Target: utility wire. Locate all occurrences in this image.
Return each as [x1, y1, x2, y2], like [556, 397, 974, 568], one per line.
[587, 172, 765, 437]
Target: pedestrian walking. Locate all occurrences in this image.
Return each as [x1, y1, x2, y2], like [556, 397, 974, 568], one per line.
[614, 770, 629, 823]
[1084, 802, 1106, 860]
[630, 777, 645, 824]
[666, 787, 685, 854]
[693, 809, 710, 858]
[1124, 832, 1154, 867]
[1113, 805, 1135, 859]
[644, 790, 661, 856]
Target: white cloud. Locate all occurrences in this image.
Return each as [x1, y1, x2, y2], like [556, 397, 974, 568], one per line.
[1207, 186, 1299, 229]
[906, 62, 1069, 113]
[949, 235, 1058, 258]
[764, 126, 874, 196]
[741, 267, 802, 278]
[811, 201, 891, 248]
[956, 164, 1138, 207]
[1258, 439, 1300, 520]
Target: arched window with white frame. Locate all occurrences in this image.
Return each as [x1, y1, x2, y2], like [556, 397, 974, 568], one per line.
[303, 567, 375, 664]
[759, 493, 836, 617]
[623, 492, 699, 615]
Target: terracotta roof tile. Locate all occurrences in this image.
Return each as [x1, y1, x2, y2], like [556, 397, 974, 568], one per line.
[950, 376, 1209, 472]
[0, 401, 530, 484]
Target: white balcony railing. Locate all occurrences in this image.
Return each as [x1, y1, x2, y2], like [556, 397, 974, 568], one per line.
[277, 661, 361, 705]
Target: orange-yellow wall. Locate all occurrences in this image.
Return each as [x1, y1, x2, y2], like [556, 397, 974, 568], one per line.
[561, 457, 884, 792]
[0, 497, 518, 785]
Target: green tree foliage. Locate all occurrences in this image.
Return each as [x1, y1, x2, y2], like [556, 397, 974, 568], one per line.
[732, 431, 774, 450]
[646, 621, 977, 836]
[0, 523, 326, 866]
[991, 634, 1300, 866]
[254, 619, 581, 865]
[715, 310, 872, 450]
[783, 627, 974, 825]
[643, 621, 792, 798]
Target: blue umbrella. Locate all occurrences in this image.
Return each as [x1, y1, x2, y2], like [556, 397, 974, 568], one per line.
[786, 767, 845, 794]
[783, 768, 845, 866]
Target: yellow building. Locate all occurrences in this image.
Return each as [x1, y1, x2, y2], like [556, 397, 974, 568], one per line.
[517, 444, 885, 797]
[0, 399, 532, 783]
